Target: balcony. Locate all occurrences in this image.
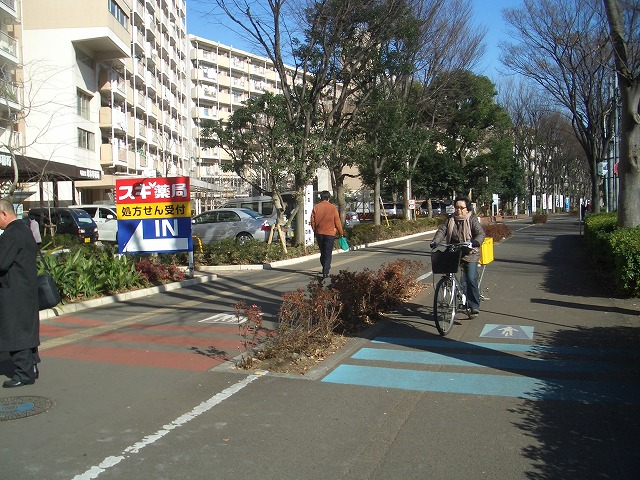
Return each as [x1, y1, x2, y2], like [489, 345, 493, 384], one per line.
[0, 81, 21, 112]
[0, 2, 17, 31]
[100, 144, 128, 167]
[99, 107, 127, 131]
[98, 69, 126, 100]
[0, 30, 18, 64]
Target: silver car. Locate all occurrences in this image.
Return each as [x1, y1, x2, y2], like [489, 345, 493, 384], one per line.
[345, 212, 360, 227]
[191, 208, 271, 245]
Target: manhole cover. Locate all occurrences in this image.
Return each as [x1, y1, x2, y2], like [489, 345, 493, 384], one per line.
[0, 396, 54, 421]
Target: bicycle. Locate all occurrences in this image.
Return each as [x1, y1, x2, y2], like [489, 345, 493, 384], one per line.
[431, 242, 476, 336]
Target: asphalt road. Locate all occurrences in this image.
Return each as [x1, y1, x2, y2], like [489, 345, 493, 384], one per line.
[1, 215, 639, 480]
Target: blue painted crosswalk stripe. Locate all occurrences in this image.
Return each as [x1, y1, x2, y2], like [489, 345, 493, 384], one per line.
[372, 337, 639, 358]
[321, 336, 640, 403]
[322, 364, 640, 404]
[352, 348, 621, 374]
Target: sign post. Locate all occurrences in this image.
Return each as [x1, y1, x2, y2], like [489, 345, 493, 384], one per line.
[116, 177, 193, 267]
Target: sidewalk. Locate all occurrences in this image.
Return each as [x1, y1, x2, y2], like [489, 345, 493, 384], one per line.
[3, 214, 639, 480]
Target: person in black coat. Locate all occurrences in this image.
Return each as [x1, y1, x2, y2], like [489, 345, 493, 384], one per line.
[0, 199, 40, 388]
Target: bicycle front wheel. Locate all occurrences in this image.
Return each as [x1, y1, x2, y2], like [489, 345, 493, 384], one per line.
[434, 276, 456, 336]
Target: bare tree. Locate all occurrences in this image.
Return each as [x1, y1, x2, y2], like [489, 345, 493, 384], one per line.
[604, 0, 640, 227]
[395, 0, 485, 220]
[501, 0, 615, 213]
[501, 78, 591, 212]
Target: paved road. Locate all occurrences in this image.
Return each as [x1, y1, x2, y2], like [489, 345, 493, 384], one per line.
[1, 215, 639, 479]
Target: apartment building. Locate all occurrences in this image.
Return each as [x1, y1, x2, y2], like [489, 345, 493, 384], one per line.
[2, 1, 331, 213]
[188, 35, 300, 210]
[13, 0, 203, 209]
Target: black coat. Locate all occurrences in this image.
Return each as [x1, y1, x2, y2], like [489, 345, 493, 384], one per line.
[0, 218, 39, 351]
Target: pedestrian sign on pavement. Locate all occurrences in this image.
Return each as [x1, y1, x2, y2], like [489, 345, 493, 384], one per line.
[116, 176, 193, 254]
[480, 324, 534, 340]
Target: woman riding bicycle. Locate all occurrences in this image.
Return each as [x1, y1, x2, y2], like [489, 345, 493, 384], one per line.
[430, 196, 486, 318]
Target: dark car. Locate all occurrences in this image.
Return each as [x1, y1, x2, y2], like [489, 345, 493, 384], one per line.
[28, 207, 99, 244]
[420, 200, 446, 216]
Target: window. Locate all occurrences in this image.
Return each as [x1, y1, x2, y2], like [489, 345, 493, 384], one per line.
[108, 0, 129, 29]
[78, 128, 95, 150]
[218, 211, 240, 222]
[77, 89, 92, 119]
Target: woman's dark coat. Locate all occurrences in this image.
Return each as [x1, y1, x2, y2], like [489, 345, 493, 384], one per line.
[0, 218, 39, 351]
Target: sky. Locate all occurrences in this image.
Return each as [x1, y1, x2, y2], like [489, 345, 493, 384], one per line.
[184, 0, 522, 82]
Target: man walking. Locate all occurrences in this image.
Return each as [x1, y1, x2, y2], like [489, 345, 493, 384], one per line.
[0, 199, 40, 387]
[310, 190, 344, 278]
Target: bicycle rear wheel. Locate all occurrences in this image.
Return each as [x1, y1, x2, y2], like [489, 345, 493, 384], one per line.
[434, 276, 456, 336]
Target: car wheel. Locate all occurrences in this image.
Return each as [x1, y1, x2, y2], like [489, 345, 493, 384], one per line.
[236, 233, 253, 245]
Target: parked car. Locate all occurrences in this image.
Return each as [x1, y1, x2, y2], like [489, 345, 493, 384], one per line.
[420, 200, 447, 216]
[28, 207, 99, 244]
[70, 204, 118, 242]
[345, 211, 360, 228]
[383, 202, 404, 216]
[222, 194, 295, 239]
[191, 208, 271, 245]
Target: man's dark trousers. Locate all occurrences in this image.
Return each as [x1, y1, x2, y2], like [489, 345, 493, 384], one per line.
[316, 234, 335, 277]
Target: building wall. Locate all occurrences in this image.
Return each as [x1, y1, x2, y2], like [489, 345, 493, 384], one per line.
[7, 1, 338, 210]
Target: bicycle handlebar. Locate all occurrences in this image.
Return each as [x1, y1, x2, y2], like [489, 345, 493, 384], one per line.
[431, 241, 474, 250]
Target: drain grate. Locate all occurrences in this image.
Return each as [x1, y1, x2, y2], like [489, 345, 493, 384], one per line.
[0, 396, 54, 421]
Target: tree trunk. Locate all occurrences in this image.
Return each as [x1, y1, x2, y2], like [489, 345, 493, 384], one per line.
[332, 167, 346, 224]
[295, 190, 306, 247]
[617, 81, 640, 227]
[374, 175, 381, 226]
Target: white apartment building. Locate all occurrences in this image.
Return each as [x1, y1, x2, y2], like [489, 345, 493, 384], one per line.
[1, 1, 332, 213]
[12, 0, 202, 209]
[189, 35, 297, 210]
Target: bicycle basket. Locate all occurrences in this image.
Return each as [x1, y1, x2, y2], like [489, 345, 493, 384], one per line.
[431, 249, 462, 274]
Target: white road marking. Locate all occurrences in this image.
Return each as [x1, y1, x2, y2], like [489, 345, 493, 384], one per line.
[72, 372, 266, 479]
[417, 271, 433, 282]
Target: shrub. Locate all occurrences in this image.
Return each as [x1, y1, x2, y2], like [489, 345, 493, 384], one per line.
[345, 217, 439, 246]
[243, 259, 425, 371]
[234, 301, 267, 369]
[584, 213, 618, 270]
[484, 223, 511, 242]
[532, 214, 548, 224]
[608, 227, 640, 297]
[37, 245, 142, 302]
[582, 212, 640, 297]
[134, 257, 186, 285]
[258, 282, 343, 367]
[327, 259, 424, 333]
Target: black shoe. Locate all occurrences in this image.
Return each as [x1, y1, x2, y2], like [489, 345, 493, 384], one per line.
[322, 274, 329, 279]
[34, 365, 39, 379]
[469, 308, 480, 318]
[3, 378, 35, 388]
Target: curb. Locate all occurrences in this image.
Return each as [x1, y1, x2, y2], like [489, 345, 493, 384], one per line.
[39, 273, 218, 320]
[39, 228, 438, 320]
[200, 229, 438, 272]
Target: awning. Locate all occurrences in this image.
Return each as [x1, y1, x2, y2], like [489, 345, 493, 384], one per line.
[0, 152, 102, 182]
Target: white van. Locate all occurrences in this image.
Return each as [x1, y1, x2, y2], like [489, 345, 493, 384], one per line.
[70, 205, 118, 242]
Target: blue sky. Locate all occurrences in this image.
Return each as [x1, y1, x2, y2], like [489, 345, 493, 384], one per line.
[185, 0, 521, 81]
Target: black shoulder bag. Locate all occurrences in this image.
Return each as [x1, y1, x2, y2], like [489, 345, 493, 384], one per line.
[37, 251, 61, 310]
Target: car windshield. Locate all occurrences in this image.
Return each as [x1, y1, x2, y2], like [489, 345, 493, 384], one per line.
[73, 210, 95, 225]
[239, 209, 263, 219]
